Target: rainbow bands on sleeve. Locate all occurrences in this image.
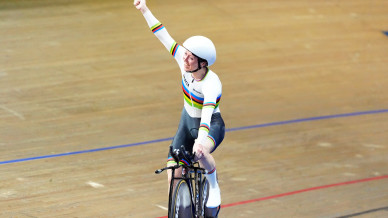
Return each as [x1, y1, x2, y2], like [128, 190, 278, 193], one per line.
[150, 22, 164, 33]
[170, 42, 180, 57]
[203, 102, 216, 109]
[199, 123, 210, 133]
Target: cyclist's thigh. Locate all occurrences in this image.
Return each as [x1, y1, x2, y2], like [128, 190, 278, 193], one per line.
[208, 113, 225, 153]
[168, 109, 196, 158]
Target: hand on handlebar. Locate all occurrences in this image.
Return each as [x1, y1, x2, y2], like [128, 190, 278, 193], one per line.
[169, 145, 197, 166]
[193, 141, 204, 162]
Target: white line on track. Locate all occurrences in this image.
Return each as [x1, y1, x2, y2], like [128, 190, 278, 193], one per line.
[86, 181, 104, 188]
[155, 204, 168, 211]
[363, 144, 385, 149]
[0, 105, 25, 120]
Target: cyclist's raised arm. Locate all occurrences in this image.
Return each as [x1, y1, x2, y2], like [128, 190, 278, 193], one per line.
[134, 0, 185, 72]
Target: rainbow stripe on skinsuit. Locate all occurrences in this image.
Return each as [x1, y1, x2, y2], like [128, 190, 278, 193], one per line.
[150, 22, 164, 33]
[207, 135, 216, 146]
[181, 81, 222, 109]
[167, 157, 189, 166]
[170, 42, 180, 57]
[182, 81, 204, 109]
[208, 135, 218, 153]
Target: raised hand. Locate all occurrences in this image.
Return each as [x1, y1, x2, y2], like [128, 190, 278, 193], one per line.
[133, 0, 147, 12]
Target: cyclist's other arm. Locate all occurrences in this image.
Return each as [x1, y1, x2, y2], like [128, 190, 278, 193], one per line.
[195, 80, 222, 152]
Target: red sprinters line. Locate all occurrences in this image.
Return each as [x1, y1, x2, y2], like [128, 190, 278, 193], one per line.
[156, 175, 388, 218]
[222, 175, 388, 208]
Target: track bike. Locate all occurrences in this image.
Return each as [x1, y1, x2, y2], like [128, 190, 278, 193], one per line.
[155, 146, 220, 218]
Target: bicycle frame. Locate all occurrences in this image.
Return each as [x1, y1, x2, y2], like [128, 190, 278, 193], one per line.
[155, 146, 207, 218]
[168, 163, 206, 217]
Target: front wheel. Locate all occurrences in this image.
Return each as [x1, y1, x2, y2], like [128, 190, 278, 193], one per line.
[169, 179, 193, 218]
[200, 177, 209, 217]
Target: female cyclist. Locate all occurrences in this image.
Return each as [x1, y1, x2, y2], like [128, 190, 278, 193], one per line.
[134, 0, 225, 212]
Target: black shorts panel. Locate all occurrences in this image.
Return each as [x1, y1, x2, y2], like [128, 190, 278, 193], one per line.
[168, 109, 225, 159]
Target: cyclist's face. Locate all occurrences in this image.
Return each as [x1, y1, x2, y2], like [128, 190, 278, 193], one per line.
[183, 51, 199, 72]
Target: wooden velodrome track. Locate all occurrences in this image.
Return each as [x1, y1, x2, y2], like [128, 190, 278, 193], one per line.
[1, 0, 388, 217]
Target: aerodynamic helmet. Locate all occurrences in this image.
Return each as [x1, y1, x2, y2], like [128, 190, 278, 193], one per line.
[183, 36, 216, 67]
